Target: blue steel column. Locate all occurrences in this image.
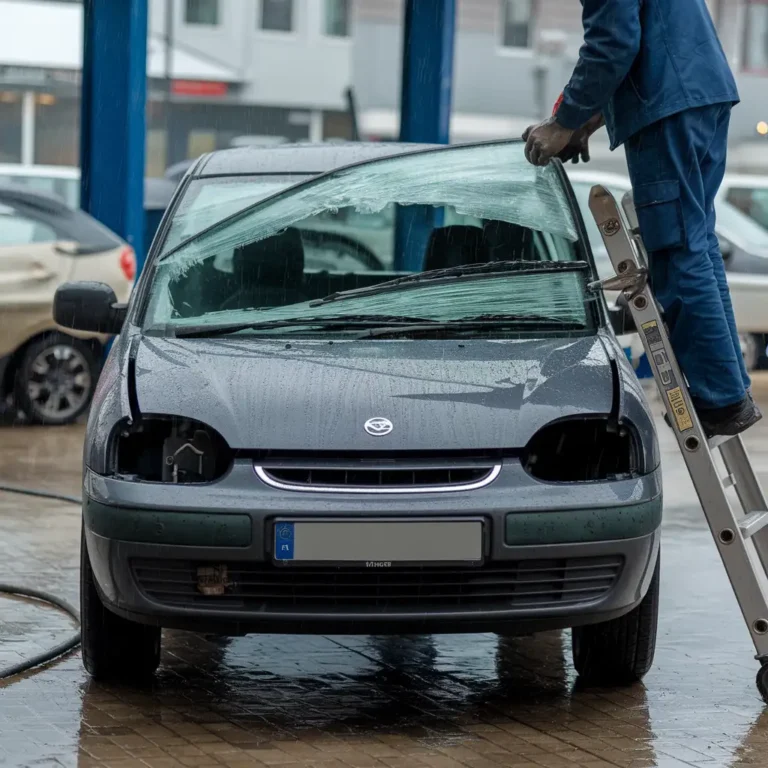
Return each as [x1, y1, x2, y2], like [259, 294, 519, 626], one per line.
[394, 0, 456, 271]
[81, 0, 148, 272]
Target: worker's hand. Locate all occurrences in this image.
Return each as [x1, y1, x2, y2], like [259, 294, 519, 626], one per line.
[522, 118, 574, 167]
[557, 112, 606, 163]
[558, 129, 591, 164]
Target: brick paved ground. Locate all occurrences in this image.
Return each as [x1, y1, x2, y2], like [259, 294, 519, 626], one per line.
[3, 381, 768, 768]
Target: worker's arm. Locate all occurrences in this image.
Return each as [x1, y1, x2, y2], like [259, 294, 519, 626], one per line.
[555, 0, 642, 132]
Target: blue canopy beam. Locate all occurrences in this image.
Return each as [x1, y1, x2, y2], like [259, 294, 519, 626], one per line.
[80, 0, 148, 272]
[394, 0, 457, 272]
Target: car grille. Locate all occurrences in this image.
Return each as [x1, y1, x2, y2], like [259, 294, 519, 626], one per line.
[132, 555, 623, 613]
[253, 455, 501, 493]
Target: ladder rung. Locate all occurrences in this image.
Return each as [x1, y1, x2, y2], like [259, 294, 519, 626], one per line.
[709, 434, 738, 450]
[723, 474, 736, 489]
[739, 511, 768, 539]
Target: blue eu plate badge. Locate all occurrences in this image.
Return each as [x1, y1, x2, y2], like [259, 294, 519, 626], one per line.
[274, 522, 295, 560]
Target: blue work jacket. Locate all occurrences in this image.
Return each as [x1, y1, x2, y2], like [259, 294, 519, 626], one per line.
[556, 0, 740, 150]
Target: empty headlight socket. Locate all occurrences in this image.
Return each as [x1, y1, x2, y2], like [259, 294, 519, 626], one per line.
[521, 355, 640, 482]
[110, 415, 232, 484]
[521, 415, 638, 482]
[112, 340, 232, 483]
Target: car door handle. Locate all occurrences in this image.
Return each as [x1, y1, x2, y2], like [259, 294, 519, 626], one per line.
[28, 262, 55, 281]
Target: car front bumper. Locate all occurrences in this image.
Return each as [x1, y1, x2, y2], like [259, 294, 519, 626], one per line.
[83, 461, 662, 635]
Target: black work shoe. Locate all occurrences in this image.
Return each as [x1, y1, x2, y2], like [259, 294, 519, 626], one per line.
[663, 393, 762, 438]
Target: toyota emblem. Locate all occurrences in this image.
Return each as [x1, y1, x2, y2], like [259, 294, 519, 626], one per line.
[364, 417, 393, 436]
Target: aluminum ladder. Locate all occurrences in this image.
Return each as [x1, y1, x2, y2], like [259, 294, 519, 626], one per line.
[588, 184, 768, 703]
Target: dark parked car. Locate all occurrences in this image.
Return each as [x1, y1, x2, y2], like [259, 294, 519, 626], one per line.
[55, 141, 662, 687]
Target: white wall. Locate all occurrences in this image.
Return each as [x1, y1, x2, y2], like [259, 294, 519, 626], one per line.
[150, 0, 353, 110]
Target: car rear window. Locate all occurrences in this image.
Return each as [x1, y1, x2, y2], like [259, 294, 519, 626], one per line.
[143, 141, 596, 338]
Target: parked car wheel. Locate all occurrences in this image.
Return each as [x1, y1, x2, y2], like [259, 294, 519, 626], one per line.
[571, 553, 660, 685]
[80, 526, 161, 680]
[14, 334, 99, 425]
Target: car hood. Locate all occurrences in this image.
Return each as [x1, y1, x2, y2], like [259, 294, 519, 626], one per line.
[133, 334, 616, 451]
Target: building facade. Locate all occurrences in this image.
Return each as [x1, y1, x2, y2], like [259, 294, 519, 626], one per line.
[352, 0, 768, 171]
[0, 0, 766, 176]
[0, 0, 358, 175]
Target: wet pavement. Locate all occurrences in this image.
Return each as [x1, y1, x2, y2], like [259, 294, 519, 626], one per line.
[4, 380, 768, 767]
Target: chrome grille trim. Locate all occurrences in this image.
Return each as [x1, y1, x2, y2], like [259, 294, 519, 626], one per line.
[254, 463, 502, 494]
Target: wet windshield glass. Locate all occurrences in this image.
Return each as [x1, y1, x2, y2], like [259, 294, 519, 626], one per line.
[144, 141, 594, 338]
[164, 174, 313, 251]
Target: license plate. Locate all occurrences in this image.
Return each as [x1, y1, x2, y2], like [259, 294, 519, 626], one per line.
[272, 519, 484, 565]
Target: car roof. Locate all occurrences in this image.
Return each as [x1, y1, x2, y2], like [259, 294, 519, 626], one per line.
[721, 174, 768, 189]
[566, 169, 631, 188]
[0, 183, 74, 214]
[193, 141, 442, 178]
[0, 183, 124, 249]
[0, 163, 79, 179]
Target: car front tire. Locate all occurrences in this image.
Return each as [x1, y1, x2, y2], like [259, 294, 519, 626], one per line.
[571, 552, 660, 685]
[15, 334, 99, 425]
[80, 526, 161, 680]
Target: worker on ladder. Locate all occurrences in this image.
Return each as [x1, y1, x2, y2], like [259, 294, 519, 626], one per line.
[522, 0, 762, 439]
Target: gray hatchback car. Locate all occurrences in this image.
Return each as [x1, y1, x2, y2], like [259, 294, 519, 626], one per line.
[54, 140, 662, 686]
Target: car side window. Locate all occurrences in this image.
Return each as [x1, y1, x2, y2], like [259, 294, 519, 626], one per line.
[0, 207, 56, 247]
[300, 203, 485, 270]
[302, 231, 385, 272]
[726, 187, 768, 230]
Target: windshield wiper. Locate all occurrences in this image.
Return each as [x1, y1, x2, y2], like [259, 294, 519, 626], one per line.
[168, 314, 440, 339]
[355, 314, 587, 339]
[310, 260, 591, 307]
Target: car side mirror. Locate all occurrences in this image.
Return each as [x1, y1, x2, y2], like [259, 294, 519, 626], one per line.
[608, 297, 636, 336]
[54, 281, 127, 335]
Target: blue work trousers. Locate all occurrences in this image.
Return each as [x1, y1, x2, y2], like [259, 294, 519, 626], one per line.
[624, 103, 750, 409]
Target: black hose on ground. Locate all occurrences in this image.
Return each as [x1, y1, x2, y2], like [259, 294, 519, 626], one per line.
[0, 483, 81, 506]
[0, 484, 82, 680]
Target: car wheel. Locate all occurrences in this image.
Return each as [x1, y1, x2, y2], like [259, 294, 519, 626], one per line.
[15, 334, 99, 425]
[571, 553, 659, 685]
[80, 526, 161, 680]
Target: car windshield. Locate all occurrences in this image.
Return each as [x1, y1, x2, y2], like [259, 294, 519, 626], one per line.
[143, 141, 596, 339]
[725, 186, 768, 230]
[0, 172, 80, 208]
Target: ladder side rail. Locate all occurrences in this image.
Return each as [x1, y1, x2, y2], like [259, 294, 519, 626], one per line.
[620, 187, 768, 528]
[589, 184, 768, 657]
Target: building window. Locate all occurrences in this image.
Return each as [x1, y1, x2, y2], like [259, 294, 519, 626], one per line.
[260, 0, 294, 32]
[35, 95, 80, 167]
[325, 0, 350, 37]
[185, 0, 219, 26]
[0, 93, 22, 164]
[744, 1, 768, 71]
[501, 0, 533, 49]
